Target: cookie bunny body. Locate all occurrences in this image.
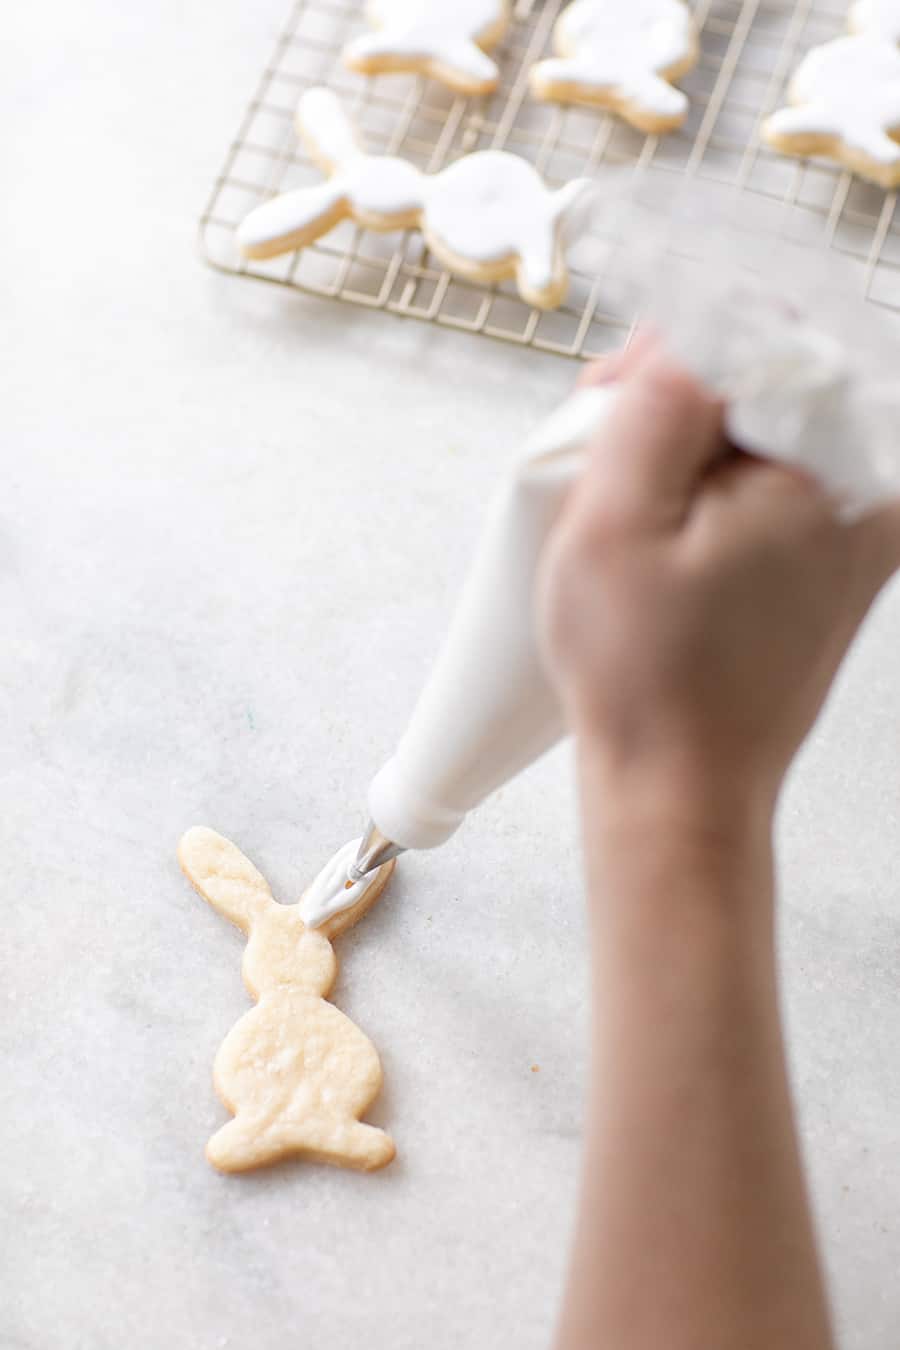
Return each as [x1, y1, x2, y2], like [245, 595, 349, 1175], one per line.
[178, 826, 396, 1173]
[343, 0, 511, 94]
[530, 0, 698, 133]
[237, 88, 589, 309]
[763, 35, 900, 188]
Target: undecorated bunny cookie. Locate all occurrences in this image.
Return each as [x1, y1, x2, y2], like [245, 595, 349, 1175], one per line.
[763, 35, 900, 188]
[178, 827, 396, 1173]
[343, 0, 511, 95]
[530, 0, 698, 133]
[849, 0, 900, 45]
[237, 89, 590, 309]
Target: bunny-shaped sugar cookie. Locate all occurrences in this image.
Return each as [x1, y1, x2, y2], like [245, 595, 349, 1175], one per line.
[343, 0, 511, 94]
[763, 35, 900, 188]
[530, 0, 698, 133]
[237, 89, 590, 310]
[178, 827, 396, 1173]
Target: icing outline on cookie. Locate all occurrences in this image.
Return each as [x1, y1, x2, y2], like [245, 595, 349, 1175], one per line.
[343, 0, 511, 94]
[530, 0, 698, 133]
[300, 837, 383, 929]
[237, 88, 591, 310]
[178, 827, 396, 1173]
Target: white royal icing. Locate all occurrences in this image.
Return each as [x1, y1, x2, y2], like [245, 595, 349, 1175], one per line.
[295, 87, 427, 217]
[849, 0, 900, 44]
[532, 0, 695, 118]
[300, 87, 363, 168]
[767, 35, 900, 166]
[425, 154, 588, 288]
[237, 89, 590, 303]
[237, 90, 427, 255]
[299, 838, 381, 929]
[345, 0, 507, 87]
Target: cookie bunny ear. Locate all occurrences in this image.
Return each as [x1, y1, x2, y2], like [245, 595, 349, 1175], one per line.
[315, 858, 397, 943]
[237, 182, 349, 260]
[178, 828, 274, 934]
[295, 88, 364, 173]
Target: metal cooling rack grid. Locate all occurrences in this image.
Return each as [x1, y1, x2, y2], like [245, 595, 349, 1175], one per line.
[200, 0, 900, 359]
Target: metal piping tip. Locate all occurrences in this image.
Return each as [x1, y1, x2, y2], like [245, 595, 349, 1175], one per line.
[347, 821, 406, 883]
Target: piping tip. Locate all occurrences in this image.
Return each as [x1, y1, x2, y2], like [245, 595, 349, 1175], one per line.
[347, 820, 406, 883]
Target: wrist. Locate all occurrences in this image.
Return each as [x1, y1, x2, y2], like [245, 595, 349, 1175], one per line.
[575, 728, 778, 938]
[573, 719, 780, 850]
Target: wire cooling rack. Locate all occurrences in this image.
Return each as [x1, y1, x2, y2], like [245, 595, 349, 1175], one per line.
[200, 0, 900, 358]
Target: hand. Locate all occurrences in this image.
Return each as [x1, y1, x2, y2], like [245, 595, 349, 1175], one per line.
[537, 332, 900, 821]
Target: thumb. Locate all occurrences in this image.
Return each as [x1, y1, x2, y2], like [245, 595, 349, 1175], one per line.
[577, 328, 658, 389]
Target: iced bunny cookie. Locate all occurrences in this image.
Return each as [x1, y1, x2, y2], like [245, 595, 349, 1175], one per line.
[178, 827, 396, 1173]
[237, 90, 424, 259]
[530, 0, 698, 133]
[343, 0, 511, 95]
[237, 88, 590, 309]
[763, 36, 900, 188]
[849, 0, 900, 44]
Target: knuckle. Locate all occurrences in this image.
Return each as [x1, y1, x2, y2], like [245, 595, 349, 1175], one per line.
[762, 463, 823, 502]
[747, 464, 836, 533]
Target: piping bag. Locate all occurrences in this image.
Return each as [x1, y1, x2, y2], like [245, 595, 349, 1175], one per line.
[299, 185, 900, 921]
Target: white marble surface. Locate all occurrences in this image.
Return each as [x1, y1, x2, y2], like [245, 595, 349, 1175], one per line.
[3, 3, 900, 1347]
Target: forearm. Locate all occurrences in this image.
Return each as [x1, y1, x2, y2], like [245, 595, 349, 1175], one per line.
[556, 744, 834, 1350]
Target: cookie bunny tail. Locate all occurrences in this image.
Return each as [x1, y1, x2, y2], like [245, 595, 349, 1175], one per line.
[178, 828, 274, 934]
[856, 126, 900, 165]
[623, 71, 689, 128]
[296, 88, 364, 173]
[237, 182, 349, 260]
[764, 103, 835, 140]
[552, 178, 593, 244]
[552, 176, 588, 213]
[515, 226, 566, 309]
[529, 56, 591, 101]
[428, 40, 500, 91]
[343, 30, 414, 65]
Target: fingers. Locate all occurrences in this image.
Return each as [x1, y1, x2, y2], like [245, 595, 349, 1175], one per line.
[692, 461, 900, 625]
[577, 354, 620, 389]
[576, 338, 725, 526]
[689, 455, 846, 561]
[728, 472, 900, 594]
[576, 328, 656, 389]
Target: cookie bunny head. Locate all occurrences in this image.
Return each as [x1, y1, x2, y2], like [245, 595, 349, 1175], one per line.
[178, 828, 394, 998]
